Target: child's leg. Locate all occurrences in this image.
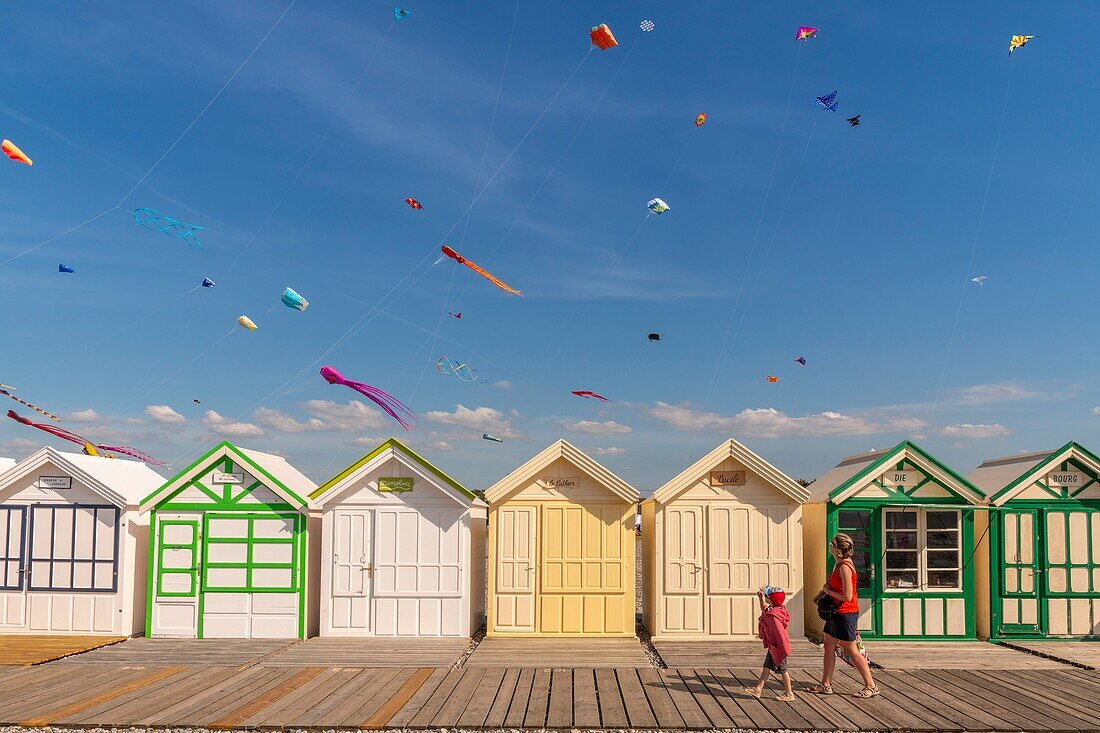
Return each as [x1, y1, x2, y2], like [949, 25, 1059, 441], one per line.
[781, 671, 793, 695]
[755, 667, 772, 690]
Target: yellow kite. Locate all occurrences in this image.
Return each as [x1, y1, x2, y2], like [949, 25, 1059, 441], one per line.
[1008, 35, 1034, 54]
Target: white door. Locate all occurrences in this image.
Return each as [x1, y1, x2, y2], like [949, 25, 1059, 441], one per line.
[662, 506, 704, 634]
[0, 506, 27, 628]
[493, 506, 536, 632]
[330, 509, 373, 632]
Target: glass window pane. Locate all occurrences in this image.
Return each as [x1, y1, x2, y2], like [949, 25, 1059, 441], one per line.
[886, 511, 917, 530]
[838, 510, 870, 531]
[885, 531, 918, 550]
[927, 511, 959, 531]
[886, 571, 918, 588]
[928, 570, 959, 588]
[885, 551, 918, 569]
[927, 531, 959, 549]
[928, 550, 959, 569]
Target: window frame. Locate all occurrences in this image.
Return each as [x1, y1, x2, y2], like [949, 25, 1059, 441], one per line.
[0, 506, 27, 591]
[882, 507, 962, 593]
[26, 504, 120, 593]
[202, 512, 300, 593]
[157, 519, 199, 598]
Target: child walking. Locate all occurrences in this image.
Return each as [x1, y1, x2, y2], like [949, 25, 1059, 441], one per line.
[745, 585, 795, 701]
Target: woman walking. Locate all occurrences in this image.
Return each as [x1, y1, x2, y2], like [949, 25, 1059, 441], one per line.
[807, 533, 880, 698]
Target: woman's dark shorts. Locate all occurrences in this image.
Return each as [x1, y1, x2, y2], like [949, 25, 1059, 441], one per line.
[763, 652, 788, 672]
[824, 612, 859, 642]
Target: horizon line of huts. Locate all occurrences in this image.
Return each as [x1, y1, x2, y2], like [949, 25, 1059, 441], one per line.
[0, 436, 1094, 643]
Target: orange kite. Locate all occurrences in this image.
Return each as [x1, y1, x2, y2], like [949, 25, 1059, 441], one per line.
[441, 246, 522, 296]
[2, 139, 32, 166]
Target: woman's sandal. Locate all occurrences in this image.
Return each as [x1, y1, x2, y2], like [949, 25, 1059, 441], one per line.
[806, 684, 834, 695]
[854, 686, 881, 699]
[743, 687, 762, 698]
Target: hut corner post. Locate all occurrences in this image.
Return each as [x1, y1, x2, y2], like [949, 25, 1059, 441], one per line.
[803, 501, 827, 640]
[641, 499, 656, 635]
[973, 508, 992, 640]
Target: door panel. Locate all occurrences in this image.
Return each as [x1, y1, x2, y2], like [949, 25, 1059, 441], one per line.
[0, 506, 26, 593]
[493, 506, 535, 632]
[662, 506, 703, 633]
[331, 509, 372, 632]
[1000, 509, 1040, 634]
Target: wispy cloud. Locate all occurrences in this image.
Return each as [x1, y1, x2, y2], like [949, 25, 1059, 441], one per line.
[424, 404, 524, 440]
[258, 400, 389, 433]
[939, 423, 1011, 438]
[950, 383, 1048, 406]
[201, 410, 263, 438]
[567, 420, 632, 436]
[592, 447, 626, 456]
[650, 402, 926, 438]
[145, 405, 186, 424]
[67, 409, 101, 423]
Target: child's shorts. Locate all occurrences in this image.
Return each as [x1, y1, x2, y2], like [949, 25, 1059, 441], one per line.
[763, 652, 788, 673]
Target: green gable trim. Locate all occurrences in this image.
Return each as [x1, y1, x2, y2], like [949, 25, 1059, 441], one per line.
[310, 437, 476, 501]
[991, 441, 1100, 504]
[829, 440, 984, 504]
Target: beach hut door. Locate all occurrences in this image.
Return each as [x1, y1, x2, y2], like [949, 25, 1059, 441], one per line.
[494, 506, 536, 632]
[332, 509, 374, 632]
[1000, 509, 1041, 634]
[0, 506, 26, 627]
[663, 506, 704, 633]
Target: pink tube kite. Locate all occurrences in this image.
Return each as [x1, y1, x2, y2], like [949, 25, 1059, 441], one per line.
[320, 366, 417, 431]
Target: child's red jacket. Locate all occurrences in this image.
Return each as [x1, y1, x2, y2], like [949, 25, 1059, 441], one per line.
[758, 605, 792, 666]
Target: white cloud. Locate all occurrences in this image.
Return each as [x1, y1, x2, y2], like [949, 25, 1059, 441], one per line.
[201, 410, 263, 438]
[939, 423, 1011, 438]
[68, 409, 101, 423]
[256, 408, 328, 433]
[592, 447, 626, 456]
[426, 440, 454, 451]
[952, 383, 1039, 406]
[301, 400, 389, 431]
[567, 420, 632, 436]
[344, 436, 385, 448]
[145, 405, 186, 424]
[425, 404, 524, 440]
[0, 437, 39, 454]
[649, 402, 926, 438]
[1093, 407, 1100, 417]
[493, 380, 512, 389]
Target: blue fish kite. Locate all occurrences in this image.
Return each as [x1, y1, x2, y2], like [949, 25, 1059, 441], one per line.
[482, 433, 503, 443]
[201, 277, 215, 288]
[58, 264, 75, 274]
[394, 7, 411, 21]
[133, 208, 205, 248]
[281, 286, 309, 311]
[814, 90, 838, 112]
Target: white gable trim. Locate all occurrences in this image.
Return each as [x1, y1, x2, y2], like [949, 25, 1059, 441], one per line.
[650, 439, 808, 505]
[0, 447, 129, 508]
[833, 445, 984, 506]
[314, 444, 470, 508]
[485, 439, 639, 504]
[993, 445, 1100, 506]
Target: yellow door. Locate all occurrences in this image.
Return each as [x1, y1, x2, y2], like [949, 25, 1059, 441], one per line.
[662, 505, 704, 633]
[539, 503, 628, 635]
[494, 506, 536, 632]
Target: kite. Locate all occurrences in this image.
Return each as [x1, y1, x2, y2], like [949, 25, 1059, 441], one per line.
[441, 246, 522, 296]
[58, 264, 75, 274]
[449, 312, 462, 319]
[6, 409, 165, 466]
[648, 333, 661, 342]
[394, 7, 411, 21]
[639, 20, 654, 32]
[201, 277, 215, 288]
[133, 208, 204, 249]
[320, 365, 416, 430]
[590, 24, 617, 50]
[193, 399, 201, 404]
[572, 390, 608, 402]
[971, 275, 987, 286]
[815, 91, 838, 112]
[281, 286, 309, 311]
[0, 385, 60, 421]
[435, 355, 479, 383]
[847, 114, 861, 127]
[1009, 35, 1034, 54]
[2, 139, 32, 166]
[483, 433, 503, 443]
[766, 376, 780, 383]
[795, 26, 818, 41]
[647, 197, 670, 214]
[794, 356, 807, 366]
[237, 315, 258, 330]
[695, 113, 707, 127]
[404, 197, 422, 210]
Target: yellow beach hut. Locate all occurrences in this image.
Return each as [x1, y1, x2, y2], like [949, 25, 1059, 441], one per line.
[641, 439, 808, 639]
[485, 440, 638, 637]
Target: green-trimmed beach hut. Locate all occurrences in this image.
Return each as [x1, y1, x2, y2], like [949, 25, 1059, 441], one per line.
[804, 441, 987, 640]
[970, 442, 1100, 639]
[141, 441, 316, 638]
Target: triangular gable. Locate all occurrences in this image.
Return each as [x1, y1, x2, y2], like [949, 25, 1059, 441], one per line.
[989, 442, 1100, 506]
[310, 438, 479, 507]
[650, 438, 808, 505]
[823, 441, 984, 506]
[140, 441, 313, 513]
[484, 439, 639, 505]
[0, 446, 162, 508]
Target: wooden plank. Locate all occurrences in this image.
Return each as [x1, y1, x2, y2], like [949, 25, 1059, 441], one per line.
[317, 668, 399, 728]
[0, 635, 125, 666]
[872, 670, 984, 732]
[616, 669, 658, 729]
[290, 669, 376, 728]
[181, 668, 295, 726]
[594, 667, 629, 728]
[659, 669, 712, 729]
[790, 668, 890, 732]
[432, 667, 485, 728]
[771, 670, 857, 732]
[523, 668, 551, 728]
[708, 668, 781, 730]
[21, 666, 185, 727]
[894, 669, 1015, 732]
[726, 668, 812, 731]
[384, 668, 450, 729]
[457, 667, 507, 729]
[977, 669, 1100, 727]
[408, 668, 464, 728]
[825, 666, 941, 733]
[572, 668, 600, 729]
[692, 669, 749, 729]
[240, 667, 347, 727]
[465, 637, 650, 668]
[638, 667, 684, 728]
[0, 667, 151, 724]
[503, 668, 535, 728]
[483, 668, 521, 729]
[546, 668, 572, 729]
[138, 668, 258, 726]
[343, 667, 415, 727]
[928, 669, 1066, 731]
[64, 666, 218, 725]
[207, 666, 324, 729]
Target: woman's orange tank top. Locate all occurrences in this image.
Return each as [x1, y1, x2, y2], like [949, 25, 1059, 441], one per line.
[829, 560, 860, 614]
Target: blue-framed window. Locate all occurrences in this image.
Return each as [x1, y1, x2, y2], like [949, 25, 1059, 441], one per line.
[27, 505, 120, 592]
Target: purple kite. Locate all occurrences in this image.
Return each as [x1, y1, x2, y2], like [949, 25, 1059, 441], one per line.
[320, 366, 417, 431]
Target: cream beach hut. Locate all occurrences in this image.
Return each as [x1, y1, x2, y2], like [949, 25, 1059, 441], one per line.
[142, 441, 316, 639]
[641, 439, 808, 639]
[0, 447, 162, 635]
[310, 438, 487, 637]
[486, 440, 638, 637]
[970, 442, 1100, 639]
[804, 441, 987, 640]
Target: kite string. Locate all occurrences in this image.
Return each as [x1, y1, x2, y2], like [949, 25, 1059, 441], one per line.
[928, 58, 1015, 427]
[139, 328, 237, 400]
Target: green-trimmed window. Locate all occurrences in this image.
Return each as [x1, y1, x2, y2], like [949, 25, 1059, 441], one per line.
[884, 508, 960, 591]
[157, 520, 198, 597]
[1045, 509, 1100, 595]
[837, 509, 872, 590]
[203, 514, 299, 592]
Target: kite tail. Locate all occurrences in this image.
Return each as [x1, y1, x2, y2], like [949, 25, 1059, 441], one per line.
[98, 444, 166, 467]
[342, 380, 417, 431]
[1, 391, 61, 421]
[6, 410, 86, 444]
[462, 260, 523, 296]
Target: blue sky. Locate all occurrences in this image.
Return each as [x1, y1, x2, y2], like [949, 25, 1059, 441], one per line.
[0, 1, 1097, 491]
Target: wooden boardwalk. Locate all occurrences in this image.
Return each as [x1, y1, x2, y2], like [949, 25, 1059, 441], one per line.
[465, 636, 651, 668]
[655, 638, 823, 668]
[260, 637, 469, 667]
[1000, 640, 1100, 669]
[0, 661, 1099, 730]
[54, 637, 298, 666]
[866, 640, 1065, 669]
[0, 635, 125, 666]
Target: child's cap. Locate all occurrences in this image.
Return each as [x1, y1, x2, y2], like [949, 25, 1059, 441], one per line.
[764, 585, 786, 605]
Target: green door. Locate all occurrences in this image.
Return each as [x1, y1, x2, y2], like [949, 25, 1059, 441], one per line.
[1000, 509, 1041, 635]
[836, 508, 876, 634]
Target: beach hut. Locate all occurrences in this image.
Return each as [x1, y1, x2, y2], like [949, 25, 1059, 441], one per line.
[485, 440, 638, 637]
[804, 441, 986, 640]
[141, 441, 316, 639]
[310, 438, 487, 637]
[970, 442, 1100, 639]
[641, 439, 808, 639]
[0, 447, 162, 635]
